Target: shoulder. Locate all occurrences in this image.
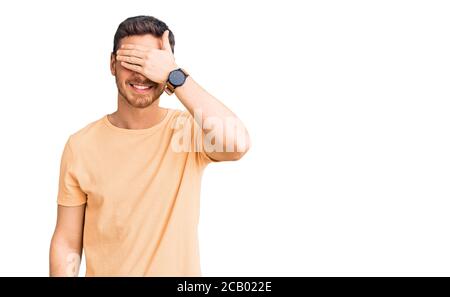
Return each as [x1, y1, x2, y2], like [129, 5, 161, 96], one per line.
[170, 108, 190, 119]
[169, 108, 197, 124]
[65, 116, 106, 151]
[167, 108, 195, 129]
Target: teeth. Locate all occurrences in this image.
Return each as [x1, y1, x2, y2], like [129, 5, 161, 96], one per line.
[132, 84, 150, 90]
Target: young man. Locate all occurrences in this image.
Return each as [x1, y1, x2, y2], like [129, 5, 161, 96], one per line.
[49, 15, 250, 276]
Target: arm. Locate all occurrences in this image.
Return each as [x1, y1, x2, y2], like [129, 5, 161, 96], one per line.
[116, 30, 251, 161]
[174, 75, 251, 162]
[49, 204, 85, 277]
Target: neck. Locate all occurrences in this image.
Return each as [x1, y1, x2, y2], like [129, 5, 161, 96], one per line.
[108, 97, 167, 130]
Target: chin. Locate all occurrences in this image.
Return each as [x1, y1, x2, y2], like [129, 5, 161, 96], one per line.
[128, 97, 155, 108]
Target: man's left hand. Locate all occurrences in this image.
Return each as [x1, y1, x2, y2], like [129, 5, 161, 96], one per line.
[116, 30, 178, 83]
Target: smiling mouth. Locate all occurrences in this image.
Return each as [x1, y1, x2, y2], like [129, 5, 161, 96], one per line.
[128, 82, 155, 93]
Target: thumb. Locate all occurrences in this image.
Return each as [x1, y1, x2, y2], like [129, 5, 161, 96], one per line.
[161, 30, 172, 52]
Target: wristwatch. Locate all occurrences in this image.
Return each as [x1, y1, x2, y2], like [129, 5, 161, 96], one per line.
[164, 68, 189, 95]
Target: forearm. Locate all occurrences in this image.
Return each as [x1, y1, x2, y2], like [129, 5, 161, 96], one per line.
[49, 236, 82, 277]
[174, 75, 251, 157]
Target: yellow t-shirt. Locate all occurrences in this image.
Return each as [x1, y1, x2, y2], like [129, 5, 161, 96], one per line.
[57, 108, 216, 276]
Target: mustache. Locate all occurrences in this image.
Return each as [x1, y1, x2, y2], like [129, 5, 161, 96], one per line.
[127, 77, 156, 86]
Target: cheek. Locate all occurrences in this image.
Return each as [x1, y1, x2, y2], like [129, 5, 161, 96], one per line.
[116, 69, 131, 84]
[115, 61, 130, 75]
[116, 61, 126, 71]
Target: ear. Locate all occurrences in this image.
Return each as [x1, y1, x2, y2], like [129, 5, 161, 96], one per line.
[110, 52, 116, 76]
[161, 30, 172, 53]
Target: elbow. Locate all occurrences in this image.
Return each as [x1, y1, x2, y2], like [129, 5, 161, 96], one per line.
[228, 150, 249, 161]
[206, 128, 251, 162]
[227, 132, 251, 161]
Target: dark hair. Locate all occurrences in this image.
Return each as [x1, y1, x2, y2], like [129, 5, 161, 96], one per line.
[113, 15, 175, 54]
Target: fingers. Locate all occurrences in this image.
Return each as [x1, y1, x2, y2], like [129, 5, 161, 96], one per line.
[120, 43, 150, 51]
[116, 49, 146, 59]
[116, 55, 143, 65]
[120, 61, 143, 73]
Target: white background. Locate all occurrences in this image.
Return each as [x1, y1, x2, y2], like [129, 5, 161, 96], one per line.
[0, 0, 449, 276]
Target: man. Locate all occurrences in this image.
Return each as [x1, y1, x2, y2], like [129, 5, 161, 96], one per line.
[49, 15, 250, 276]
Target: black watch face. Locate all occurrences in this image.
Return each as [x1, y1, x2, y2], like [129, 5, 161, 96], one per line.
[169, 69, 186, 87]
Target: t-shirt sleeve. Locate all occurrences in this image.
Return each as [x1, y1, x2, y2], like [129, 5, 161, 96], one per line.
[57, 137, 87, 206]
[177, 110, 220, 168]
[192, 118, 219, 166]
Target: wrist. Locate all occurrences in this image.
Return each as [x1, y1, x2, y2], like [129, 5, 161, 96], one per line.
[167, 64, 179, 79]
[164, 67, 189, 96]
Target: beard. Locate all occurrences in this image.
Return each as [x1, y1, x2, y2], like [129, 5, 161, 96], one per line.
[116, 76, 164, 108]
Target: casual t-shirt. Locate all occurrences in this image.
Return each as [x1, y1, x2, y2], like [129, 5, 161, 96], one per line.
[57, 108, 217, 276]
